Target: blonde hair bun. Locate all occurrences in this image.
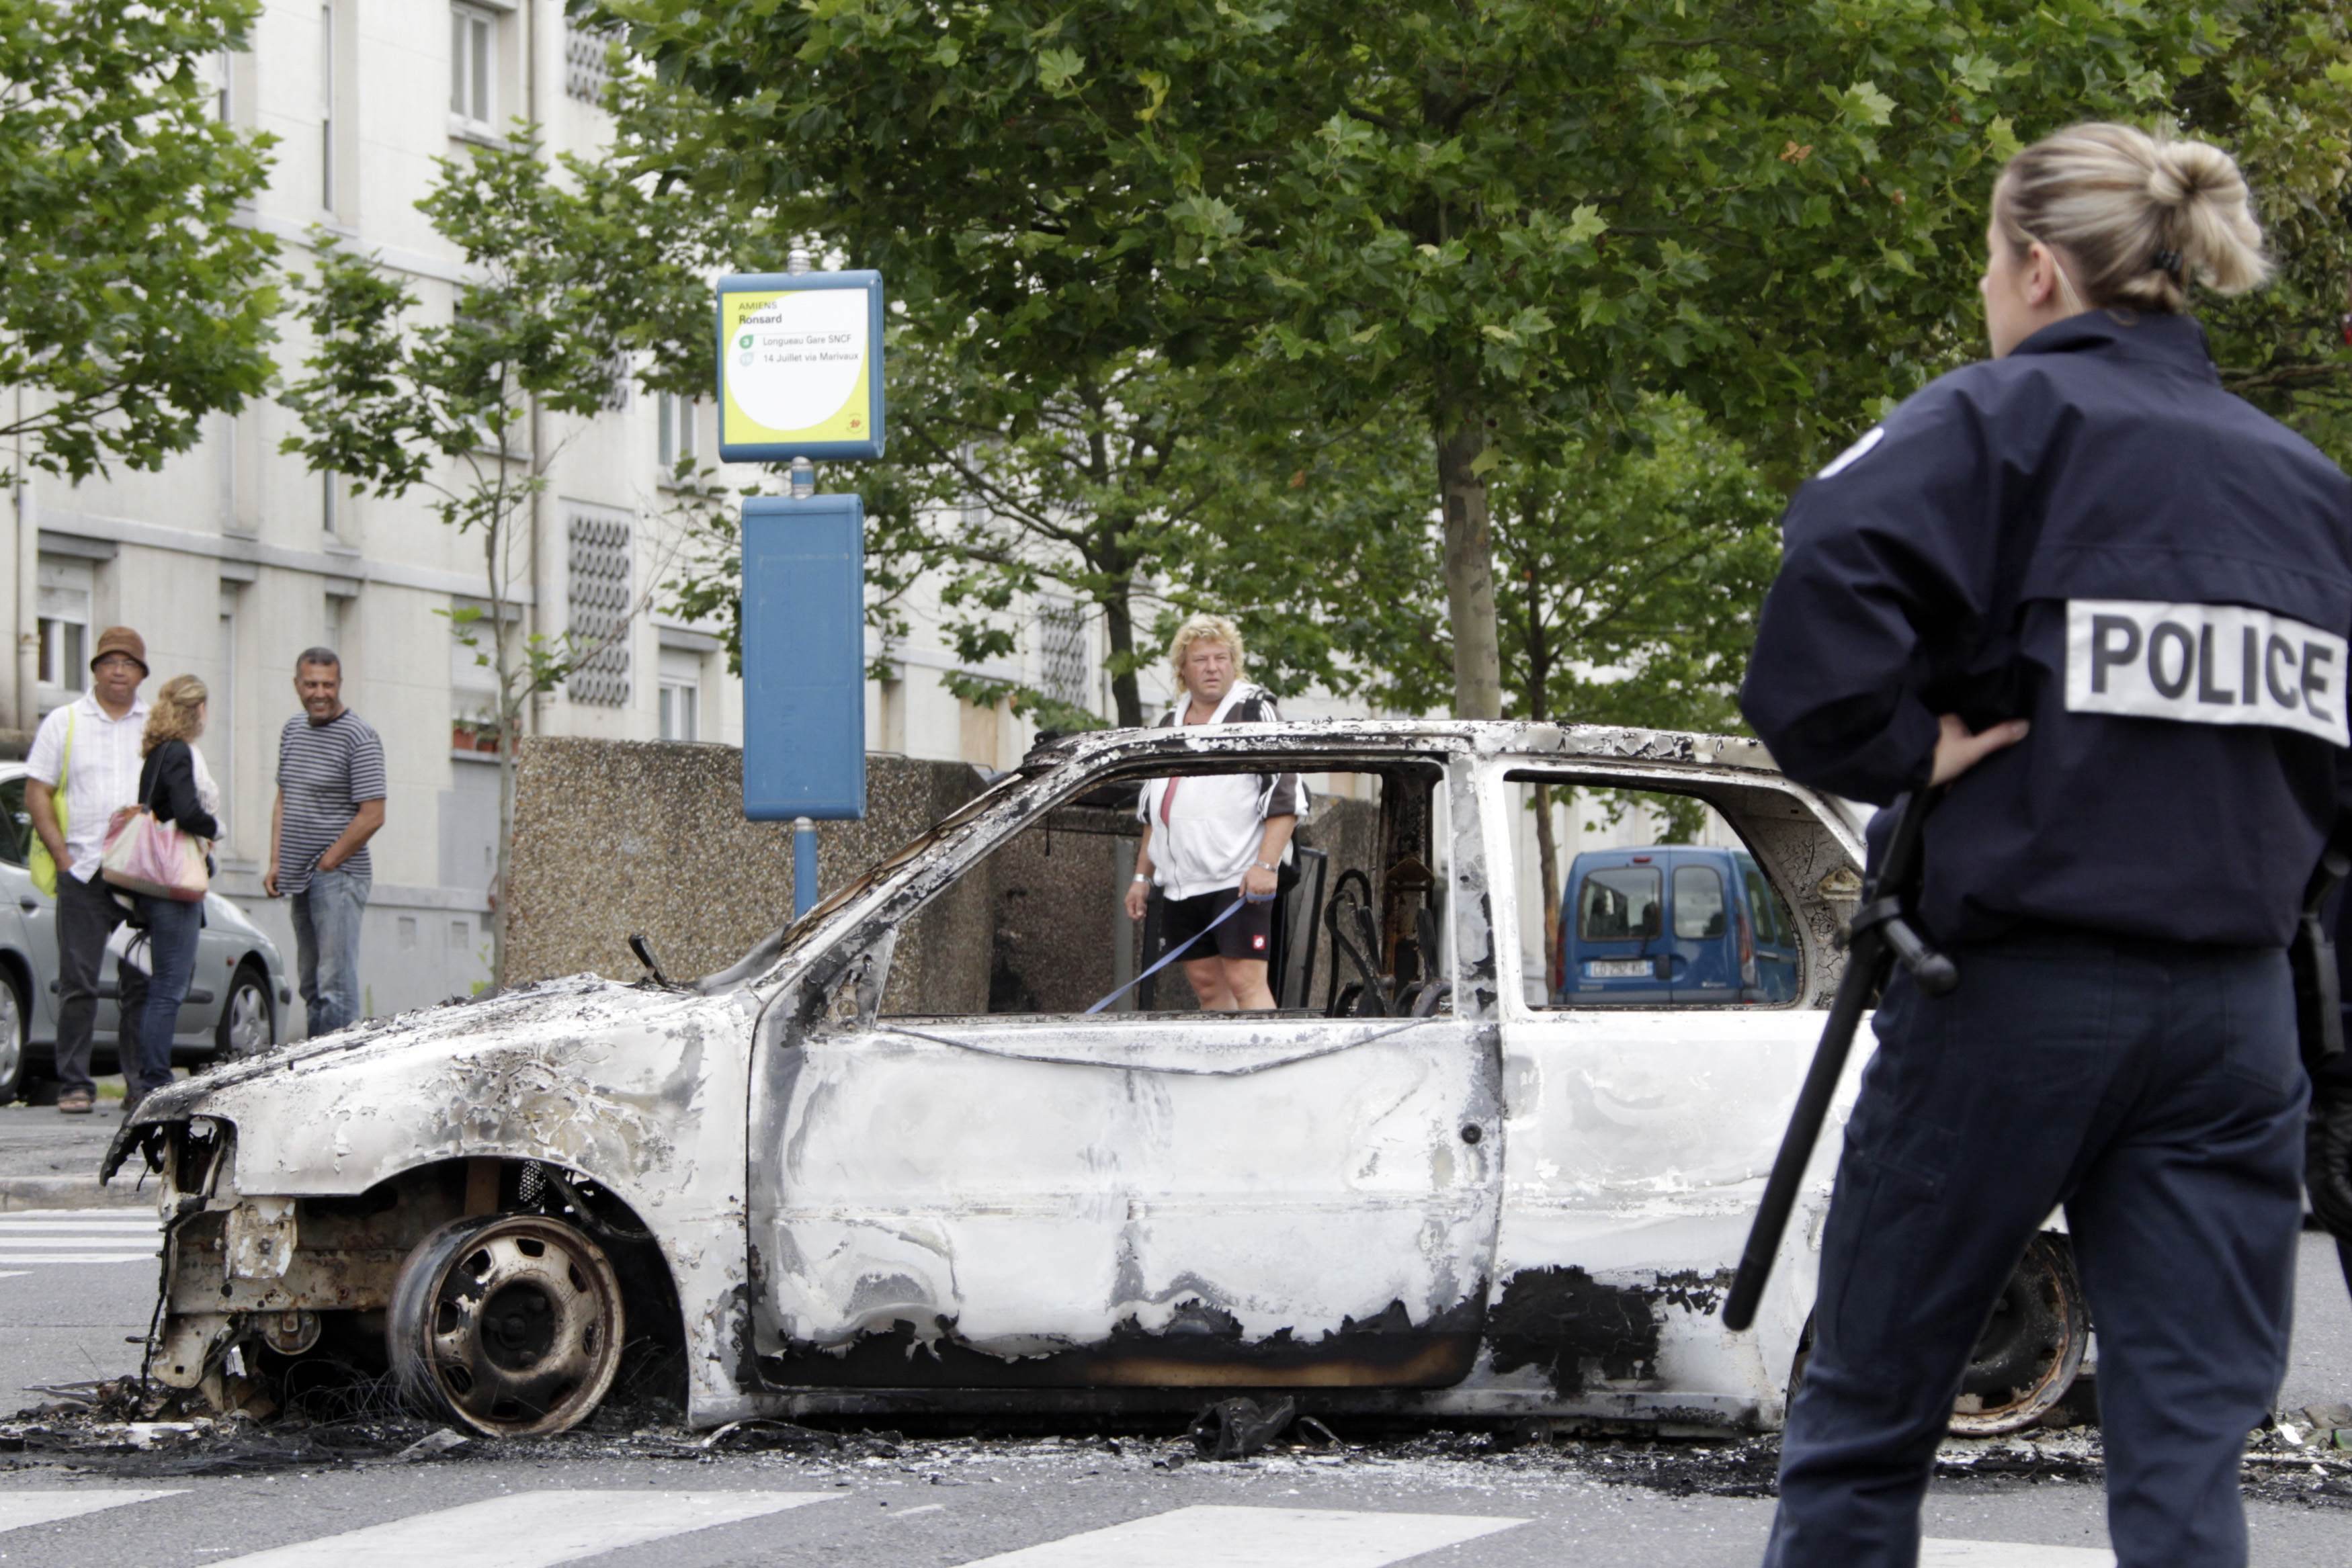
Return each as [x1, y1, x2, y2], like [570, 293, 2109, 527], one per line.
[2147, 139, 2267, 292]
[1994, 122, 2269, 312]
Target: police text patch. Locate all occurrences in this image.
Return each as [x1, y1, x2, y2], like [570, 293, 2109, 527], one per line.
[2065, 599, 2349, 746]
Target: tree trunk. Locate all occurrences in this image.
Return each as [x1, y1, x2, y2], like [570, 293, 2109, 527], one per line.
[487, 521, 515, 993]
[1103, 582, 1145, 728]
[1433, 398, 1503, 720]
[1532, 779, 1562, 998]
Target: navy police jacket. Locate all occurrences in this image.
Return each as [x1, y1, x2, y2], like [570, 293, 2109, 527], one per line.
[1742, 312, 2352, 948]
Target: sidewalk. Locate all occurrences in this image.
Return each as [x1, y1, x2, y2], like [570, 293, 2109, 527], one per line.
[0, 1104, 152, 1211]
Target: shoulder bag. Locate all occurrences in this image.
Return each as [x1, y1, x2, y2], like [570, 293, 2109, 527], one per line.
[27, 706, 73, 896]
[100, 746, 210, 903]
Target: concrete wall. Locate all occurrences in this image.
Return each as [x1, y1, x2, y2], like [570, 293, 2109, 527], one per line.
[505, 738, 1386, 1019]
[503, 738, 991, 988]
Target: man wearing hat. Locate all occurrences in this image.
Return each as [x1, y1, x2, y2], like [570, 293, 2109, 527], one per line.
[25, 627, 153, 1113]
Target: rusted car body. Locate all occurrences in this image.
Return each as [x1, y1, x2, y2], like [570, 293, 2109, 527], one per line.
[106, 720, 2086, 1437]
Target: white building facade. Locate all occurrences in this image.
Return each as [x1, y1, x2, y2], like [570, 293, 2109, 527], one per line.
[4, 0, 1214, 1025]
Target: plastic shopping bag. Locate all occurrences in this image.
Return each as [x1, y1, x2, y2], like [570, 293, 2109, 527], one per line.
[104, 920, 153, 977]
[100, 810, 209, 902]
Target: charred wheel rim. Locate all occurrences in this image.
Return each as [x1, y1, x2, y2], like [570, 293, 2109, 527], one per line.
[390, 1213, 624, 1437]
[1949, 1233, 2089, 1436]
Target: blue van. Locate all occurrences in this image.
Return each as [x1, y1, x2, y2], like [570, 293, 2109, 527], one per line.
[1554, 846, 1800, 1005]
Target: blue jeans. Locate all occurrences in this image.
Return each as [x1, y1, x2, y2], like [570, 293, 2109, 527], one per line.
[292, 867, 369, 1037]
[1765, 934, 2306, 1568]
[133, 895, 203, 1097]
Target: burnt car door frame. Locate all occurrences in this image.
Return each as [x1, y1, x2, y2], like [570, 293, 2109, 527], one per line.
[1472, 756, 1863, 1426]
[743, 735, 1511, 1405]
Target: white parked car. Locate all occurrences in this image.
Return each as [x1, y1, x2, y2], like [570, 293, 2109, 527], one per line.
[107, 722, 2087, 1439]
[0, 763, 288, 1098]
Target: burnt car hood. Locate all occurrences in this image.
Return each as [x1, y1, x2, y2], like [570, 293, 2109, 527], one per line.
[103, 973, 759, 1202]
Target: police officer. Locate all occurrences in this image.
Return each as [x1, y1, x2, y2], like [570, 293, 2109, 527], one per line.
[1740, 122, 2352, 1567]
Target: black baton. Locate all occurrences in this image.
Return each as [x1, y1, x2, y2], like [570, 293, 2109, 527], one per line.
[1722, 789, 1957, 1333]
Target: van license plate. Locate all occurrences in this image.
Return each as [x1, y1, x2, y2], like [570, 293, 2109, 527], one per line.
[1586, 960, 1652, 979]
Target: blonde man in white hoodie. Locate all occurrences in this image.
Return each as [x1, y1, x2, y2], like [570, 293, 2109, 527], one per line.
[1124, 614, 1307, 1010]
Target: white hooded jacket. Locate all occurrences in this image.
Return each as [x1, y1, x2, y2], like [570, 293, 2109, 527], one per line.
[1134, 683, 1309, 900]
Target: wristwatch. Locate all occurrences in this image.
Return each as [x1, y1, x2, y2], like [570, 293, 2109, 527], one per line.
[1253, 859, 1278, 872]
[1132, 873, 1150, 884]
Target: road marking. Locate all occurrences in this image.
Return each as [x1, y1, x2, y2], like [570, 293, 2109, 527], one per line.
[0, 1213, 161, 1266]
[1922, 1543, 2113, 1566]
[0, 1489, 183, 1532]
[211, 1489, 835, 1567]
[952, 1505, 1527, 1567]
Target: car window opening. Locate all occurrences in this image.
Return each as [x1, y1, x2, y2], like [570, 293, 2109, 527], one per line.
[854, 761, 1450, 1022]
[1500, 775, 1808, 1011]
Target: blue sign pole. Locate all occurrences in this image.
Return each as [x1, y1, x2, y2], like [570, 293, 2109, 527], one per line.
[793, 819, 818, 918]
[718, 247, 884, 920]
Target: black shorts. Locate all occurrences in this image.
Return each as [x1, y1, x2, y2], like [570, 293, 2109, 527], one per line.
[1159, 887, 1275, 963]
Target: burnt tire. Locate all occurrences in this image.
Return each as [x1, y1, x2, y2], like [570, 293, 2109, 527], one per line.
[388, 1212, 624, 1437]
[1949, 1233, 2089, 1436]
[1787, 1231, 2090, 1438]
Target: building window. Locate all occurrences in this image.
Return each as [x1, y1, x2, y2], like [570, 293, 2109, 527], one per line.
[657, 392, 699, 474]
[206, 48, 234, 122]
[450, 596, 503, 742]
[658, 648, 702, 741]
[1037, 597, 1090, 711]
[566, 507, 632, 707]
[35, 558, 92, 703]
[319, 3, 335, 210]
[565, 20, 615, 107]
[451, 3, 496, 133]
[35, 571, 89, 700]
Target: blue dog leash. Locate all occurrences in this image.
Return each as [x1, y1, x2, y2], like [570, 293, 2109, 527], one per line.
[1085, 890, 1274, 1015]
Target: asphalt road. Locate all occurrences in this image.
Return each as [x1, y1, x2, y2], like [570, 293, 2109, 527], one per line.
[0, 1226, 2345, 1565]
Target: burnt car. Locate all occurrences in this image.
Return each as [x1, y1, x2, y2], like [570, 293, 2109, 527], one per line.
[104, 720, 2089, 1439]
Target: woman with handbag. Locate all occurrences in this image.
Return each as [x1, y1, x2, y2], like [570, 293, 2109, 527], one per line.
[116, 676, 219, 1112]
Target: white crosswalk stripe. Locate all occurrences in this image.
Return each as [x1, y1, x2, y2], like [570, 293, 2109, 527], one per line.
[1922, 1541, 2115, 1566]
[0, 1209, 158, 1266]
[0, 1489, 183, 1532]
[951, 1505, 1528, 1567]
[0, 1483, 2127, 1565]
[208, 1489, 835, 1567]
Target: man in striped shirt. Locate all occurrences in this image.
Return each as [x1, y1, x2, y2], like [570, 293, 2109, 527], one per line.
[264, 648, 385, 1037]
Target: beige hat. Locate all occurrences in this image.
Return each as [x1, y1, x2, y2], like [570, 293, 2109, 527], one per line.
[90, 626, 148, 675]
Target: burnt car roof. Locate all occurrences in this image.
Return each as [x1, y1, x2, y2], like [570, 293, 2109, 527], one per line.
[1019, 717, 1776, 775]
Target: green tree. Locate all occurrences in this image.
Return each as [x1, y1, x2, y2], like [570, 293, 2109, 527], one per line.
[611, 0, 2228, 722]
[1, 0, 279, 482]
[279, 135, 722, 984]
[661, 319, 1284, 730]
[2179, 2, 2352, 451]
[1177, 398, 1779, 977]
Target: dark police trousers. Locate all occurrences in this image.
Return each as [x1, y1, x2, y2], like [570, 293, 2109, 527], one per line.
[1765, 934, 2306, 1568]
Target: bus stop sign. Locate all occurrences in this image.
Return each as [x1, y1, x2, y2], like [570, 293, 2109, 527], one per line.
[739, 493, 866, 822]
